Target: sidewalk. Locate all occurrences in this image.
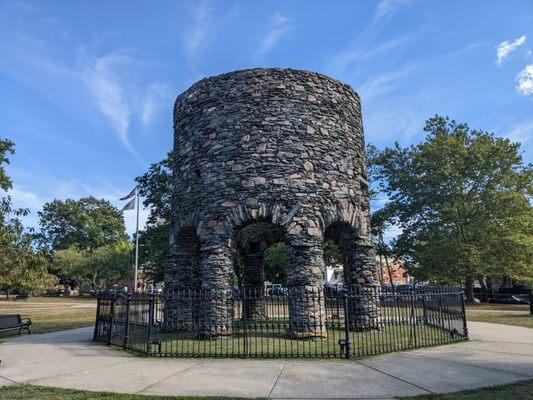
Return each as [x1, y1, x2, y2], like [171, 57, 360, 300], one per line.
[1, 322, 532, 399]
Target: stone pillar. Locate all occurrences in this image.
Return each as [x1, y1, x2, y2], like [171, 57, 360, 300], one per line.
[198, 241, 235, 338]
[286, 234, 327, 338]
[164, 229, 200, 331]
[242, 248, 266, 319]
[343, 237, 380, 330]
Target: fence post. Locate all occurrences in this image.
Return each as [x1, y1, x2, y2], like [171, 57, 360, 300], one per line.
[410, 292, 417, 348]
[123, 294, 131, 349]
[93, 296, 101, 341]
[146, 294, 154, 355]
[242, 288, 248, 358]
[342, 291, 351, 359]
[461, 291, 469, 339]
[107, 296, 115, 346]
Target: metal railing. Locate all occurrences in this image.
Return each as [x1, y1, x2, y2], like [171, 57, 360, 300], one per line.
[93, 286, 468, 358]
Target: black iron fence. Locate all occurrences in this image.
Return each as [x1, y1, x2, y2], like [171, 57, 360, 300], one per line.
[93, 286, 467, 358]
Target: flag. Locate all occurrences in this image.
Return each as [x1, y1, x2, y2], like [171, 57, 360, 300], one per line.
[121, 198, 135, 211]
[120, 187, 137, 201]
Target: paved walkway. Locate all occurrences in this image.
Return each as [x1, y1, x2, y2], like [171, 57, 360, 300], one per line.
[1, 322, 532, 399]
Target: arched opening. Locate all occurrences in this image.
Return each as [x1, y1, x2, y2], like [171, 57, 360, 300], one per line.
[324, 222, 380, 329]
[233, 221, 284, 319]
[324, 222, 357, 287]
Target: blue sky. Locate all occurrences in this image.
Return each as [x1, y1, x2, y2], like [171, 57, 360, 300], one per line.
[1, 0, 532, 236]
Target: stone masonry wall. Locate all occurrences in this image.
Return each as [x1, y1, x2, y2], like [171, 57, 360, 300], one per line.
[165, 68, 378, 336]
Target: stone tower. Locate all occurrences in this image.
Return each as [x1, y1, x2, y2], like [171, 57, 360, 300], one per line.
[165, 68, 378, 337]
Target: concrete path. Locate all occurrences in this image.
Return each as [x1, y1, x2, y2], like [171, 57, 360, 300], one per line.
[0, 322, 532, 399]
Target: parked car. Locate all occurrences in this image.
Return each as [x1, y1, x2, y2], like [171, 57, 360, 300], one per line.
[463, 294, 481, 304]
[487, 295, 529, 304]
[324, 283, 345, 294]
[270, 284, 288, 297]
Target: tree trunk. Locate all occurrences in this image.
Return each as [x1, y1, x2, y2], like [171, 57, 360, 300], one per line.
[379, 233, 395, 288]
[465, 274, 475, 303]
[378, 254, 384, 285]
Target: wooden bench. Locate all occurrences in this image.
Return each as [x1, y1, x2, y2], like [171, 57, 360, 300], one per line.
[0, 314, 32, 334]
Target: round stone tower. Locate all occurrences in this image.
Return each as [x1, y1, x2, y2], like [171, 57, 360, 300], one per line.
[165, 68, 378, 337]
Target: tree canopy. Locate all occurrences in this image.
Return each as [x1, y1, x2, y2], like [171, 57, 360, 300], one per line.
[38, 196, 127, 251]
[370, 115, 533, 299]
[0, 138, 56, 293]
[51, 241, 133, 295]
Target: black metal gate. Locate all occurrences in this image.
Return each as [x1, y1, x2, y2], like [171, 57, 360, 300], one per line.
[93, 286, 468, 358]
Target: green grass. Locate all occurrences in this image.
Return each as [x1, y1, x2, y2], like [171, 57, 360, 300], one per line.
[1, 380, 532, 400]
[466, 304, 532, 329]
[0, 296, 96, 337]
[0, 384, 260, 400]
[119, 320, 463, 357]
[396, 379, 533, 399]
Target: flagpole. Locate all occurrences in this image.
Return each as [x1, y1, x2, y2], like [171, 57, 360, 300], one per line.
[134, 187, 140, 292]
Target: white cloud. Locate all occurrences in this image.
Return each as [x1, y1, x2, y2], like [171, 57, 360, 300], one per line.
[496, 35, 527, 65]
[505, 120, 533, 144]
[257, 14, 290, 56]
[183, 0, 214, 59]
[8, 178, 149, 237]
[375, 0, 413, 20]
[516, 64, 533, 96]
[141, 83, 172, 127]
[84, 54, 134, 153]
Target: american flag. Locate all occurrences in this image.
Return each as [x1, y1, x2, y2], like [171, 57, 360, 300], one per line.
[119, 187, 137, 201]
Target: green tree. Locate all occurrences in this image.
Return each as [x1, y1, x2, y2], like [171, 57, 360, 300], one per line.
[135, 153, 173, 282]
[372, 115, 533, 301]
[263, 243, 288, 283]
[38, 197, 127, 251]
[0, 138, 14, 191]
[52, 241, 133, 295]
[0, 138, 56, 293]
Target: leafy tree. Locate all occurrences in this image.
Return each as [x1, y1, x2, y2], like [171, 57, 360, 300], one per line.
[372, 115, 533, 301]
[0, 138, 56, 293]
[38, 197, 127, 251]
[135, 152, 173, 282]
[0, 138, 14, 191]
[263, 243, 288, 283]
[52, 241, 133, 295]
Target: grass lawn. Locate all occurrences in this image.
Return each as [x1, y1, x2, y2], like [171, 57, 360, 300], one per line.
[396, 378, 533, 399]
[0, 384, 257, 400]
[1, 380, 532, 400]
[0, 296, 96, 337]
[120, 320, 464, 357]
[465, 304, 532, 329]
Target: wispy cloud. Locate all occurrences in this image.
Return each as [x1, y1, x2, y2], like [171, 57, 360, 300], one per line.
[183, 0, 214, 59]
[83, 54, 134, 153]
[375, 0, 414, 21]
[516, 64, 533, 96]
[9, 176, 149, 236]
[257, 14, 290, 56]
[496, 35, 527, 65]
[358, 63, 419, 101]
[327, 33, 415, 79]
[141, 83, 172, 127]
[505, 119, 533, 144]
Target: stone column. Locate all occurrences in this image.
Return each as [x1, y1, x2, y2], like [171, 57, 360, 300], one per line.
[286, 233, 327, 338]
[343, 237, 380, 330]
[163, 230, 200, 331]
[197, 241, 235, 338]
[241, 247, 266, 319]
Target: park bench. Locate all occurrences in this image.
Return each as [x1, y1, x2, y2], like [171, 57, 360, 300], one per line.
[0, 314, 32, 334]
[14, 294, 28, 301]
